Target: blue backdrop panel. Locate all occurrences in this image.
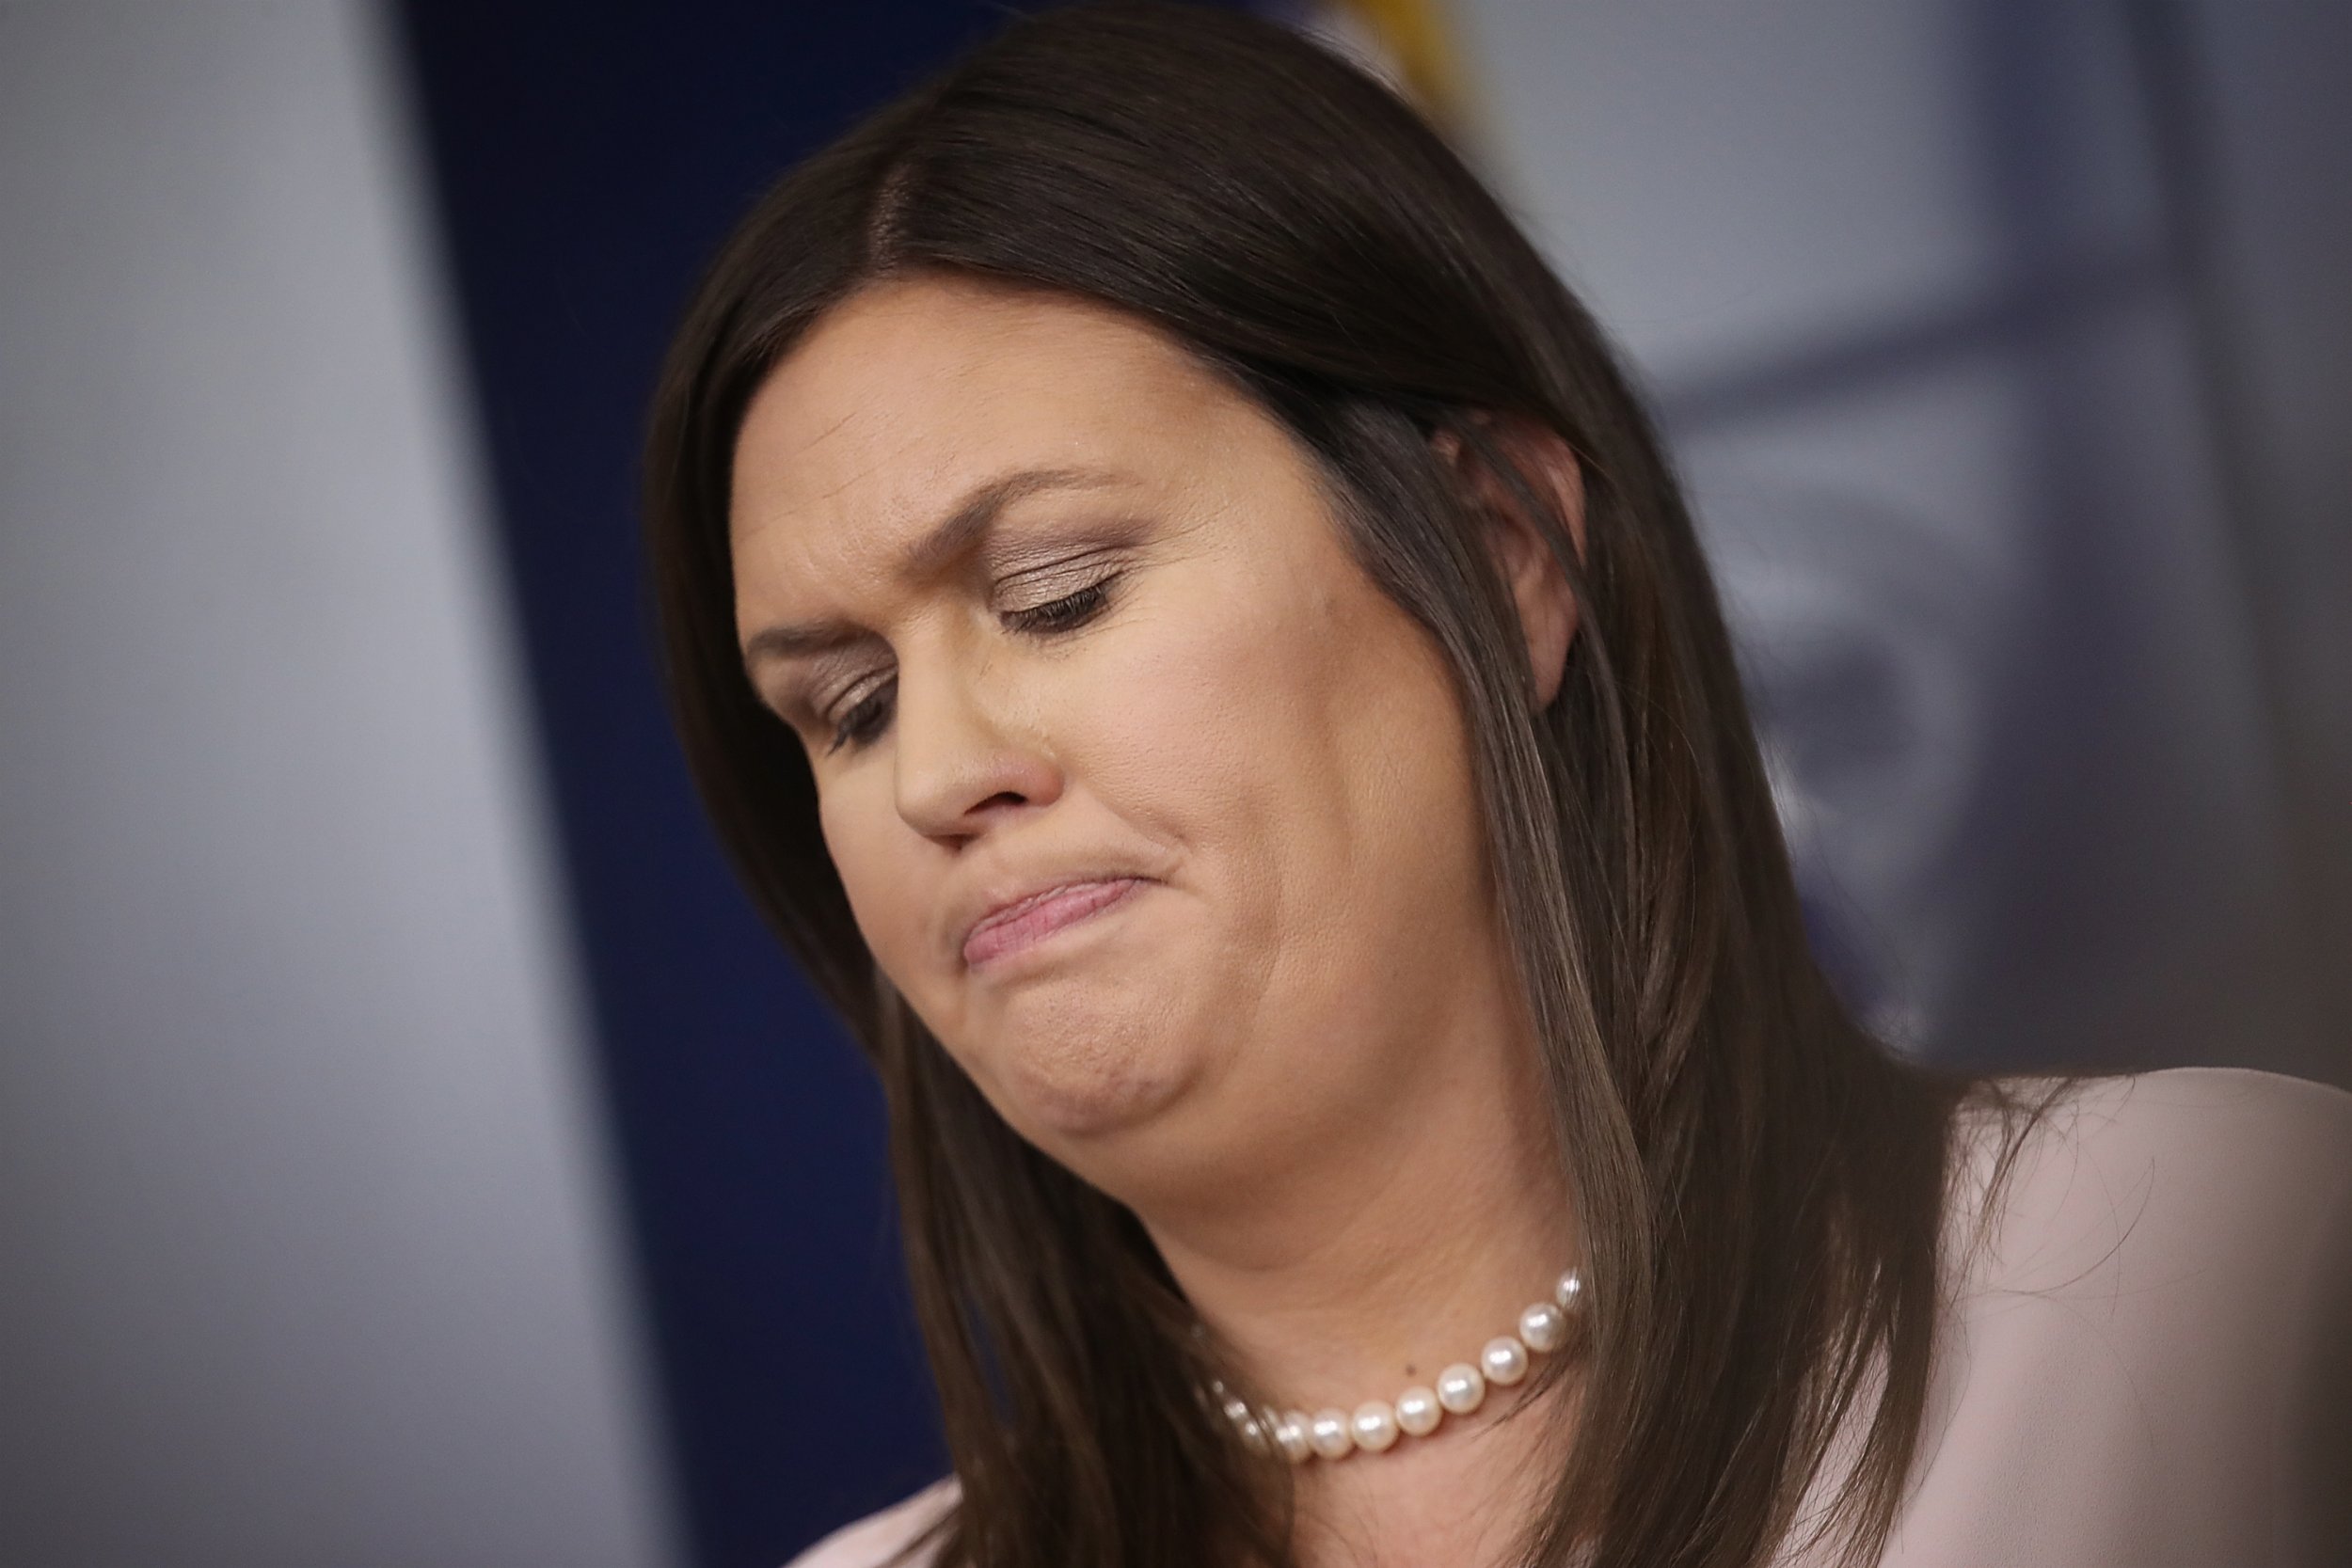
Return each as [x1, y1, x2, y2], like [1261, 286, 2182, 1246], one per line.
[391, 6, 1065, 1563]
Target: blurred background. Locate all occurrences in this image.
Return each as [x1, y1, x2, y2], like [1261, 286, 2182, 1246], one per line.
[2, 1, 2344, 1563]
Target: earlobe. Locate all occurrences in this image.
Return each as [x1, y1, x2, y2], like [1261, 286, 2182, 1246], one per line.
[1434, 415, 1585, 710]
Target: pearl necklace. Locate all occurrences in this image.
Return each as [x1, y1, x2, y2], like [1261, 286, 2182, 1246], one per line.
[1210, 1267, 1585, 1463]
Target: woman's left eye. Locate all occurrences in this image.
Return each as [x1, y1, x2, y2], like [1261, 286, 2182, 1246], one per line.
[1002, 572, 1121, 635]
[816, 575, 1123, 755]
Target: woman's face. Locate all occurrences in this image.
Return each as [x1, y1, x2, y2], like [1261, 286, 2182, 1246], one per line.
[730, 275, 1513, 1207]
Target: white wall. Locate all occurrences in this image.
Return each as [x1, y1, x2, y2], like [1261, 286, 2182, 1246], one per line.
[0, 5, 679, 1563]
[1454, 0, 2343, 1081]
[2185, 0, 2352, 1068]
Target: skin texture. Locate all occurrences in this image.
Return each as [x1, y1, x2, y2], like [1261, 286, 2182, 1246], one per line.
[733, 274, 1587, 1563]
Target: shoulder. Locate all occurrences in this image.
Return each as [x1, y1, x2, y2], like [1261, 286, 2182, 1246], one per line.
[1954, 1067, 2352, 1295]
[785, 1478, 960, 1568]
[1888, 1069, 2352, 1565]
[2042, 1063, 2352, 1164]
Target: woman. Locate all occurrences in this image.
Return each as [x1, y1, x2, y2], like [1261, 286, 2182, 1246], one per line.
[643, 7, 2352, 1566]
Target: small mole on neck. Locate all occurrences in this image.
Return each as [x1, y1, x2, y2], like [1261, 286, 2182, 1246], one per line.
[1404, 1363, 1418, 1377]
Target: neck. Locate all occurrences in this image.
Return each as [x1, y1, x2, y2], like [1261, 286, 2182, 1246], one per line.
[1153, 1087, 1571, 1409]
[1128, 995, 1583, 1564]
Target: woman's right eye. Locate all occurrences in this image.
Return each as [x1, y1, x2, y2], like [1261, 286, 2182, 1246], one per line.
[825, 677, 896, 754]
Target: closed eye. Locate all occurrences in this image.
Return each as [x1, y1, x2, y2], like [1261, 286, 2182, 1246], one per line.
[1002, 572, 1121, 636]
[826, 675, 896, 753]
[822, 573, 1124, 755]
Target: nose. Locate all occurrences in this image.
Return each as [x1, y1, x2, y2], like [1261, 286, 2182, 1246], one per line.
[889, 646, 1063, 845]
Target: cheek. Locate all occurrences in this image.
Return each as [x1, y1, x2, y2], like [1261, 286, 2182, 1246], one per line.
[817, 782, 939, 990]
[1110, 559, 1456, 872]
[1072, 579, 1330, 872]
[1152, 565, 1488, 1016]
[1075, 553, 1479, 1035]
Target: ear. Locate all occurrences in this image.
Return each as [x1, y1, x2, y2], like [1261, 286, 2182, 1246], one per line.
[1432, 414, 1586, 709]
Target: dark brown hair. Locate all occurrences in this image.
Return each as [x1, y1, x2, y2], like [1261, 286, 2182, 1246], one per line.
[644, 6, 2028, 1564]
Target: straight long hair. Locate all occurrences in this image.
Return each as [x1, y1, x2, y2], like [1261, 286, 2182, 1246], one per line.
[644, 7, 2010, 1564]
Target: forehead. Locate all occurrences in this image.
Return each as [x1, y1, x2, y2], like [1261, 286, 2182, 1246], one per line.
[729, 277, 1246, 582]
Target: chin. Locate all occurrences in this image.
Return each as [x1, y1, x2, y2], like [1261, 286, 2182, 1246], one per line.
[981, 1013, 1197, 1146]
[941, 932, 1202, 1144]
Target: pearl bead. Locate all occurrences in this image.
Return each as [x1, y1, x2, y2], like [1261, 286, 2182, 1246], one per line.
[1435, 1362, 1486, 1414]
[1308, 1407, 1354, 1459]
[1350, 1400, 1400, 1453]
[1198, 1259, 1589, 1463]
[1481, 1335, 1531, 1386]
[1556, 1267, 1584, 1309]
[1394, 1385, 1442, 1436]
[1220, 1397, 1268, 1452]
[1518, 1301, 1567, 1353]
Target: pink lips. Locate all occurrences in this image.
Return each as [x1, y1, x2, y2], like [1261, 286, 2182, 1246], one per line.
[962, 878, 1143, 969]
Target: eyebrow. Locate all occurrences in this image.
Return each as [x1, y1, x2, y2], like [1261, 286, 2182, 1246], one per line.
[740, 465, 1128, 667]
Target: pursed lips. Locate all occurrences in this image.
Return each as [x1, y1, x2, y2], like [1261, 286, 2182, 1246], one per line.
[961, 877, 1145, 968]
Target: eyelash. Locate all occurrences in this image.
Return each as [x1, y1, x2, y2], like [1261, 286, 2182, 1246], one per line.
[822, 572, 1123, 754]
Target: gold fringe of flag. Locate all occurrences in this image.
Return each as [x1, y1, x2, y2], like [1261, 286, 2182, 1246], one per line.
[1326, 0, 1475, 138]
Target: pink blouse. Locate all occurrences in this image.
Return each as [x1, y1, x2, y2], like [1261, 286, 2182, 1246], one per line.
[791, 1068, 2352, 1567]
